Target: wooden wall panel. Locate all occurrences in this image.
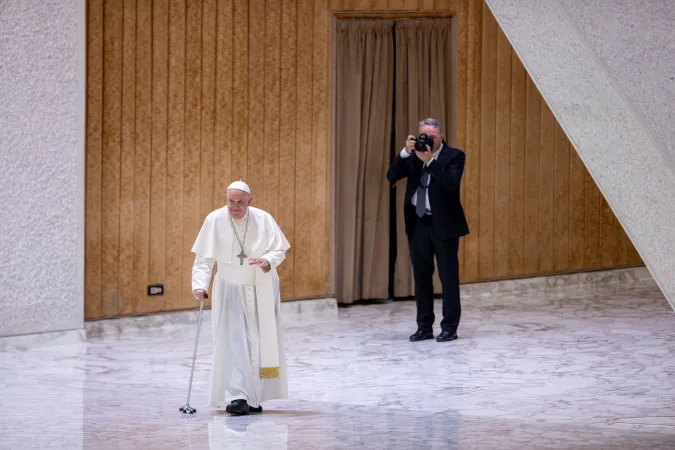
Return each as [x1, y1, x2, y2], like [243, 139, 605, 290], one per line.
[538, 101, 556, 274]
[522, 77, 541, 274]
[461, 0, 482, 281]
[119, 0, 136, 316]
[132, 0, 152, 315]
[278, 0, 298, 298]
[248, 0, 266, 197]
[85, 0, 103, 319]
[293, 0, 314, 299]
[493, 26, 511, 279]
[214, 0, 233, 207]
[183, 0, 204, 308]
[86, 0, 332, 319]
[553, 122, 570, 271]
[264, 0, 282, 221]
[478, 0, 496, 279]
[311, 0, 330, 295]
[86, 0, 643, 319]
[456, 0, 469, 271]
[508, 51, 526, 276]
[149, 0, 169, 313]
[166, 0, 186, 312]
[100, 0, 122, 317]
[201, 0, 217, 220]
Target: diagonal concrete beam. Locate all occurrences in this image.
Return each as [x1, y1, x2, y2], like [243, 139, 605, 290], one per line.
[484, 0, 675, 310]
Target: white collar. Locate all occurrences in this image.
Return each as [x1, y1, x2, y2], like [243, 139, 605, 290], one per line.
[431, 142, 444, 159]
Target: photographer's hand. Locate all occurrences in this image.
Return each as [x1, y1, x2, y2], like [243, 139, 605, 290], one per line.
[405, 135, 416, 153]
[415, 146, 433, 164]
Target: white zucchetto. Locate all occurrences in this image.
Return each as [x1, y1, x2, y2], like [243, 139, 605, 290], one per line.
[227, 180, 251, 194]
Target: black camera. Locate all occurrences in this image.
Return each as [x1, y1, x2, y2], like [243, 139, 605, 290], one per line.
[413, 133, 434, 152]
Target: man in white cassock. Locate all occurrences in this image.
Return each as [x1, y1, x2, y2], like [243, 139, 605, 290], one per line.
[191, 180, 291, 416]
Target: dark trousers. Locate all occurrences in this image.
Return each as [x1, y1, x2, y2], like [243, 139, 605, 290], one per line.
[407, 214, 461, 333]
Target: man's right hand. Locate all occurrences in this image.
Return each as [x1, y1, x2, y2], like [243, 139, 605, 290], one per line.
[193, 289, 208, 301]
[405, 135, 416, 153]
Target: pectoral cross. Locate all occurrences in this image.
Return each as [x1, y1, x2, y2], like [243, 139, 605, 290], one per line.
[237, 250, 247, 265]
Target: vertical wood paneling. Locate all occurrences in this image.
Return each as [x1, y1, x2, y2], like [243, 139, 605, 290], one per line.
[182, 0, 203, 306]
[294, 0, 314, 298]
[264, 0, 282, 221]
[569, 148, 586, 270]
[522, 76, 541, 274]
[553, 122, 570, 270]
[214, 0, 233, 207]
[200, 0, 217, 309]
[101, 0, 123, 317]
[247, 0, 266, 199]
[456, 0, 468, 272]
[584, 169, 601, 268]
[600, 198, 615, 265]
[278, 0, 298, 297]
[85, 0, 103, 319]
[133, 0, 152, 314]
[201, 0, 216, 217]
[119, 0, 136, 315]
[148, 0, 169, 313]
[538, 100, 555, 273]
[508, 52, 526, 276]
[166, 0, 186, 310]
[86, 0, 645, 319]
[493, 27, 511, 278]
[311, 0, 330, 295]
[478, 2, 496, 278]
[231, 0, 248, 181]
[462, 0, 482, 281]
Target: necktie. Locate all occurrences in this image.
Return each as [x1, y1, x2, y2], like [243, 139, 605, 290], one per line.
[416, 169, 430, 218]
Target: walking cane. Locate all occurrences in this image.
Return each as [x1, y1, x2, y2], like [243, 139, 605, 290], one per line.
[179, 293, 207, 414]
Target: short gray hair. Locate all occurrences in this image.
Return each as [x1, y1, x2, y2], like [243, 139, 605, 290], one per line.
[418, 118, 442, 134]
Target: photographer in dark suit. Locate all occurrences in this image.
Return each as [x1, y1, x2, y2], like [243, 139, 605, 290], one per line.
[387, 118, 469, 342]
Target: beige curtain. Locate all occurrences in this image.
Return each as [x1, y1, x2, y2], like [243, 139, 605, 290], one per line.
[393, 18, 457, 297]
[335, 20, 395, 304]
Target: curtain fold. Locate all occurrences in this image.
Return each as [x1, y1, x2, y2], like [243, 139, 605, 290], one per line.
[335, 20, 395, 304]
[393, 18, 457, 298]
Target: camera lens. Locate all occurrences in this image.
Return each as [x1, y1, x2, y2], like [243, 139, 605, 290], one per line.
[414, 133, 431, 152]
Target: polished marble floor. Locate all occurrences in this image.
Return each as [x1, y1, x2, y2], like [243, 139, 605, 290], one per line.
[3, 280, 675, 449]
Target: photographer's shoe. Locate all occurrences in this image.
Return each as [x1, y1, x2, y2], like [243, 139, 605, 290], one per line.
[409, 329, 434, 342]
[436, 331, 458, 342]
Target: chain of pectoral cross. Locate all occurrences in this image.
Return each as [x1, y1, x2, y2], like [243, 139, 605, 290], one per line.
[230, 214, 250, 265]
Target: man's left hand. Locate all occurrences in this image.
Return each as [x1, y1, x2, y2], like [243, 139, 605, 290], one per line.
[415, 145, 433, 163]
[249, 257, 271, 272]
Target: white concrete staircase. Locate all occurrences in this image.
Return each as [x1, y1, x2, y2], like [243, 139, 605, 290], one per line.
[484, 0, 675, 310]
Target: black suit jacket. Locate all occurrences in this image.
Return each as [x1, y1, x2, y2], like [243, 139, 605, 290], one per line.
[387, 142, 470, 240]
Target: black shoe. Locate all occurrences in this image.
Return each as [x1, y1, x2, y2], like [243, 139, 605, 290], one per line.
[249, 405, 263, 414]
[436, 331, 458, 342]
[409, 329, 434, 342]
[225, 399, 250, 415]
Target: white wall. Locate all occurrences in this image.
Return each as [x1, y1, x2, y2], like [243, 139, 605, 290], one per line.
[0, 0, 85, 337]
[484, 0, 675, 310]
[556, 0, 675, 174]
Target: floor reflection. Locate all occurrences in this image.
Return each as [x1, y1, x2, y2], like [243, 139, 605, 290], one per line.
[1, 281, 675, 449]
